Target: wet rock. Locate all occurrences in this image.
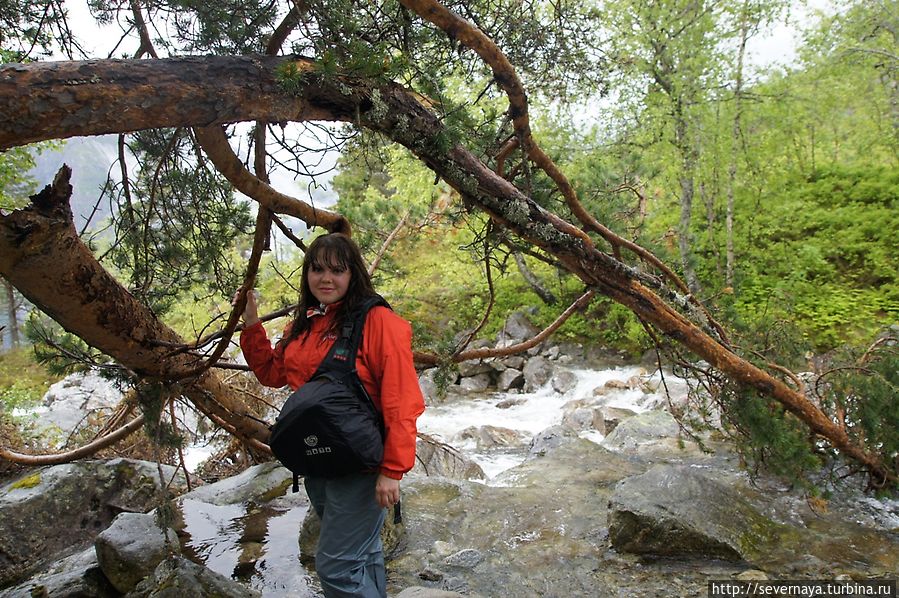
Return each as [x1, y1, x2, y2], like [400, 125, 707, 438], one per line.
[396, 587, 465, 598]
[458, 373, 491, 393]
[560, 406, 597, 433]
[496, 368, 524, 392]
[0, 547, 118, 598]
[601, 410, 681, 453]
[550, 370, 579, 394]
[608, 464, 788, 561]
[522, 356, 553, 392]
[442, 549, 484, 569]
[412, 434, 486, 480]
[95, 512, 180, 593]
[455, 425, 525, 450]
[525, 425, 580, 459]
[603, 379, 629, 390]
[495, 396, 526, 409]
[178, 461, 290, 506]
[126, 556, 260, 597]
[598, 406, 639, 435]
[0, 459, 188, 587]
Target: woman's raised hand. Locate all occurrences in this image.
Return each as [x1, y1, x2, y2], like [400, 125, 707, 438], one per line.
[233, 289, 260, 326]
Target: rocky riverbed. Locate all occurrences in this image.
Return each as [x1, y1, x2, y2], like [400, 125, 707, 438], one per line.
[1, 316, 898, 597]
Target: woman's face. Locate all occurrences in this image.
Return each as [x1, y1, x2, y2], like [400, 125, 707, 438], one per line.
[307, 260, 351, 305]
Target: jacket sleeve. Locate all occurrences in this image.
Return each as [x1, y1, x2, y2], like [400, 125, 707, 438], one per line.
[363, 307, 426, 480]
[239, 321, 289, 389]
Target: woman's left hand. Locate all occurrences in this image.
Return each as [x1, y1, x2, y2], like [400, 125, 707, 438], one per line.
[375, 474, 400, 508]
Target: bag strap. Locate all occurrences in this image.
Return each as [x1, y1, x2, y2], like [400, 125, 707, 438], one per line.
[315, 294, 390, 377]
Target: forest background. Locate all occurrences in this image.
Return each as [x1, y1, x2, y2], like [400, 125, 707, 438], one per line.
[0, 0, 897, 488]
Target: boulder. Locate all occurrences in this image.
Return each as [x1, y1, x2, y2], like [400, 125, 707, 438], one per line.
[597, 406, 638, 435]
[126, 556, 261, 597]
[0, 459, 188, 587]
[601, 409, 680, 453]
[95, 512, 180, 593]
[525, 425, 580, 459]
[457, 360, 493, 378]
[411, 435, 486, 480]
[495, 310, 540, 344]
[455, 425, 525, 450]
[496, 368, 524, 392]
[396, 588, 465, 598]
[522, 356, 553, 392]
[550, 370, 579, 394]
[458, 373, 491, 393]
[0, 547, 118, 598]
[608, 464, 788, 561]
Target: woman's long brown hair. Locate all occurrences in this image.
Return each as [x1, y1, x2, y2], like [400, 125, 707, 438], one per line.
[280, 233, 377, 346]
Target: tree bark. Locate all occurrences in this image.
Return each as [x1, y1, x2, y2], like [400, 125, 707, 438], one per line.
[0, 166, 271, 446]
[2, 278, 19, 347]
[0, 56, 891, 482]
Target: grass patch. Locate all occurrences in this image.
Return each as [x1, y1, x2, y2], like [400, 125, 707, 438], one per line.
[0, 347, 60, 409]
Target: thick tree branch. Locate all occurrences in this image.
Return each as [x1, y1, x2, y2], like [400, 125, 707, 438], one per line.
[193, 125, 349, 233]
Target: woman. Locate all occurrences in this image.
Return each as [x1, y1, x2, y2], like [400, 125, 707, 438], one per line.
[238, 233, 425, 598]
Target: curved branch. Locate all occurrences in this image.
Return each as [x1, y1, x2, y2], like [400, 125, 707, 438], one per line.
[368, 210, 410, 276]
[415, 290, 594, 365]
[397, 0, 731, 342]
[0, 415, 146, 466]
[193, 125, 349, 233]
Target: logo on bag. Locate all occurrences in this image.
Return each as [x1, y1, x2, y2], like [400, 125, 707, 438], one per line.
[304, 435, 318, 447]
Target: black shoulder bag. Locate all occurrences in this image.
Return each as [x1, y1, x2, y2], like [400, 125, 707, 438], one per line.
[269, 295, 389, 491]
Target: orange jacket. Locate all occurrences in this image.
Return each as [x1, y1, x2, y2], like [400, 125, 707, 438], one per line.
[239, 304, 425, 480]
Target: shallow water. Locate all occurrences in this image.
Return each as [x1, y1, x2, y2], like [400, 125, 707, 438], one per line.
[174, 496, 320, 597]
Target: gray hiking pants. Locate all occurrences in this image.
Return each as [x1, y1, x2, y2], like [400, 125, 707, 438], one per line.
[304, 472, 387, 598]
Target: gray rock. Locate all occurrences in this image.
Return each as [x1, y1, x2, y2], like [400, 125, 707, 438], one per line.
[125, 556, 260, 597]
[498, 355, 525, 370]
[0, 459, 188, 587]
[496, 368, 524, 391]
[411, 434, 486, 480]
[396, 588, 465, 598]
[608, 464, 788, 561]
[442, 548, 484, 568]
[522, 356, 553, 392]
[494, 396, 526, 409]
[560, 406, 598, 433]
[550, 370, 579, 394]
[525, 425, 579, 459]
[0, 547, 117, 598]
[458, 373, 491, 393]
[95, 512, 180, 593]
[543, 344, 561, 360]
[457, 360, 493, 378]
[598, 406, 638, 435]
[179, 461, 289, 506]
[455, 425, 524, 450]
[418, 369, 441, 404]
[34, 372, 124, 444]
[601, 409, 680, 452]
[495, 310, 539, 344]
